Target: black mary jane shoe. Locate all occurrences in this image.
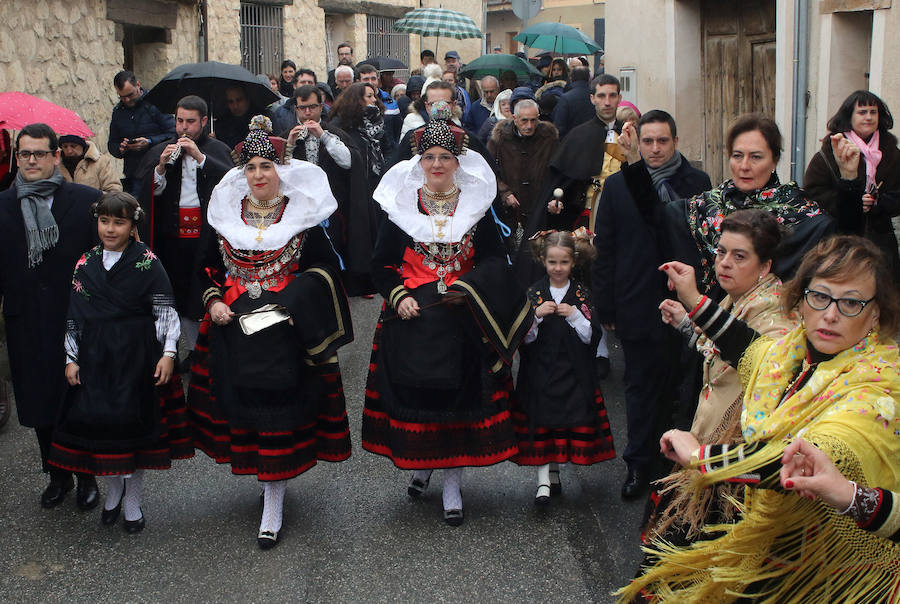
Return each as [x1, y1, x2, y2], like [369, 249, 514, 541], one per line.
[407, 472, 432, 498]
[534, 483, 551, 506]
[76, 476, 100, 511]
[41, 476, 74, 509]
[443, 509, 464, 527]
[123, 511, 145, 534]
[257, 530, 279, 550]
[549, 468, 562, 496]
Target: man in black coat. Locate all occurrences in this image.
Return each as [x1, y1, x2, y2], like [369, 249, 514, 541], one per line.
[283, 85, 371, 295]
[0, 123, 101, 509]
[107, 70, 176, 198]
[551, 67, 594, 139]
[139, 95, 233, 356]
[592, 110, 711, 499]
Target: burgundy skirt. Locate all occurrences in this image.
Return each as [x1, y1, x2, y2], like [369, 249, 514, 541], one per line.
[510, 387, 615, 466]
[49, 375, 194, 475]
[361, 317, 518, 469]
[188, 321, 351, 481]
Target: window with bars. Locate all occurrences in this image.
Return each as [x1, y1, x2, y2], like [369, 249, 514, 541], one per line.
[366, 15, 410, 79]
[240, 2, 284, 76]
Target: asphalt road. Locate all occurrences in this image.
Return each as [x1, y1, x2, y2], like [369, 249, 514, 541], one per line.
[0, 296, 646, 603]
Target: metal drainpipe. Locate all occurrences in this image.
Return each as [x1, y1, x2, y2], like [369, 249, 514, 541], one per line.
[790, 0, 809, 185]
[199, 0, 209, 63]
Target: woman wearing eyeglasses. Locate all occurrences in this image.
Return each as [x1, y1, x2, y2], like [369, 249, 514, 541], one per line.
[620, 235, 900, 602]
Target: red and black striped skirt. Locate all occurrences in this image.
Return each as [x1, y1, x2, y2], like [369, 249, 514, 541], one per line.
[49, 375, 194, 475]
[188, 324, 351, 482]
[510, 387, 615, 466]
[361, 317, 518, 469]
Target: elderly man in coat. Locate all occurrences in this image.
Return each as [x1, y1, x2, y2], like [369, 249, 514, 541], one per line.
[487, 98, 559, 250]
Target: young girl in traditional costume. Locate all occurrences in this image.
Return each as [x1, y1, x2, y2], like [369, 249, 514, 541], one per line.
[512, 229, 615, 504]
[49, 191, 191, 533]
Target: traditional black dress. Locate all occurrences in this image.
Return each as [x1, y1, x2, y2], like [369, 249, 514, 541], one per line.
[360, 149, 531, 469]
[187, 161, 354, 481]
[49, 241, 192, 475]
[511, 277, 615, 466]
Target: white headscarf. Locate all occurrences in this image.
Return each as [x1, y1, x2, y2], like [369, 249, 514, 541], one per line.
[491, 89, 513, 120]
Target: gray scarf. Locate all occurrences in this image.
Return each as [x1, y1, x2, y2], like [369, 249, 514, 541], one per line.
[15, 168, 64, 267]
[647, 151, 683, 203]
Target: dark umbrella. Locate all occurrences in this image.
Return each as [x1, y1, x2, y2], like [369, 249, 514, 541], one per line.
[144, 61, 280, 121]
[457, 54, 543, 81]
[514, 22, 603, 55]
[357, 56, 408, 71]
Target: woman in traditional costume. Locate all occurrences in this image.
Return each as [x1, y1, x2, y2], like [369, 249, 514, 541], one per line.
[361, 111, 531, 526]
[188, 117, 353, 549]
[49, 191, 192, 533]
[645, 210, 797, 543]
[620, 234, 900, 602]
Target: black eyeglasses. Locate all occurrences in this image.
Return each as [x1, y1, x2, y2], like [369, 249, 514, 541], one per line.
[804, 288, 875, 317]
[16, 150, 53, 160]
[295, 103, 321, 111]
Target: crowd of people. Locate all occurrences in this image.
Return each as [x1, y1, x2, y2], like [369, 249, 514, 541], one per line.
[2, 40, 900, 600]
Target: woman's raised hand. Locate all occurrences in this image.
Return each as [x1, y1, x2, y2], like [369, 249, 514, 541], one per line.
[659, 298, 687, 328]
[831, 133, 862, 181]
[658, 261, 702, 309]
[779, 438, 856, 510]
[659, 429, 700, 466]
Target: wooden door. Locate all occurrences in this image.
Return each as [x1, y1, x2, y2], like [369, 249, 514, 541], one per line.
[702, 0, 776, 183]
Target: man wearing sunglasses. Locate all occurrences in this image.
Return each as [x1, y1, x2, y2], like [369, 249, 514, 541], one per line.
[0, 123, 101, 511]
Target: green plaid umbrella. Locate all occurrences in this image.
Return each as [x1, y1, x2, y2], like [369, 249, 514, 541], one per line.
[394, 7, 482, 39]
[514, 22, 602, 55]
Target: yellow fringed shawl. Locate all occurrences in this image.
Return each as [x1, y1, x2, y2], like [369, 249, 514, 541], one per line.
[619, 327, 900, 603]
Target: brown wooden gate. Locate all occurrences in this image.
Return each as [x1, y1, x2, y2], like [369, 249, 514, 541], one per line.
[702, 0, 777, 183]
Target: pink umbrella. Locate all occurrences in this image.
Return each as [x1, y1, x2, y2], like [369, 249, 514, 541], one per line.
[0, 92, 95, 137]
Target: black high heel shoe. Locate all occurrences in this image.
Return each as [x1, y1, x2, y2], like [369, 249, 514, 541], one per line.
[407, 471, 432, 497]
[101, 490, 124, 525]
[123, 509, 145, 534]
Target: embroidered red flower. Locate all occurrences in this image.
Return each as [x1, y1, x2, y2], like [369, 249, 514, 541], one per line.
[760, 189, 774, 199]
[580, 303, 591, 320]
[74, 254, 87, 271]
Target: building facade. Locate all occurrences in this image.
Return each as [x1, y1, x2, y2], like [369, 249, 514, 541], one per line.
[605, 0, 900, 184]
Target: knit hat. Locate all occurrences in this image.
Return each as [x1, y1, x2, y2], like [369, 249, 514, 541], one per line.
[59, 134, 87, 151]
[406, 75, 426, 97]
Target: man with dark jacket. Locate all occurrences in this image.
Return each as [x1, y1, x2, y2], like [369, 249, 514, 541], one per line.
[108, 70, 176, 198]
[592, 110, 711, 499]
[140, 96, 233, 357]
[0, 123, 101, 509]
[487, 98, 558, 249]
[551, 67, 594, 139]
[283, 85, 370, 294]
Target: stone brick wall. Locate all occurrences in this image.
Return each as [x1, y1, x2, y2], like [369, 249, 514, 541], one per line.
[206, 0, 242, 65]
[283, 1, 329, 77]
[0, 1, 123, 162]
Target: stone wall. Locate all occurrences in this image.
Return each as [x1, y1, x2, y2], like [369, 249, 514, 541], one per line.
[0, 0, 124, 162]
[206, 0, 242, 65]
[284, 1, 329, 77]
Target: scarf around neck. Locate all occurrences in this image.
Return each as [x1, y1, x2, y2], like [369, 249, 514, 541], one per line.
[361, 107, 385, 176]
[845, 129, 882, 191]
[647, 151, 683, 203]
[16, 168, 64, 267]
[687, 174, 821, 289]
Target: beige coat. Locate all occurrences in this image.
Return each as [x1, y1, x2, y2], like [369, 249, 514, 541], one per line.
[61, 141, 122, 192]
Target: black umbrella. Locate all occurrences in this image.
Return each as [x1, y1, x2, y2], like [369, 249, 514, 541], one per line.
[144, 61, 280, 120]
[357, 56, 408, 71]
